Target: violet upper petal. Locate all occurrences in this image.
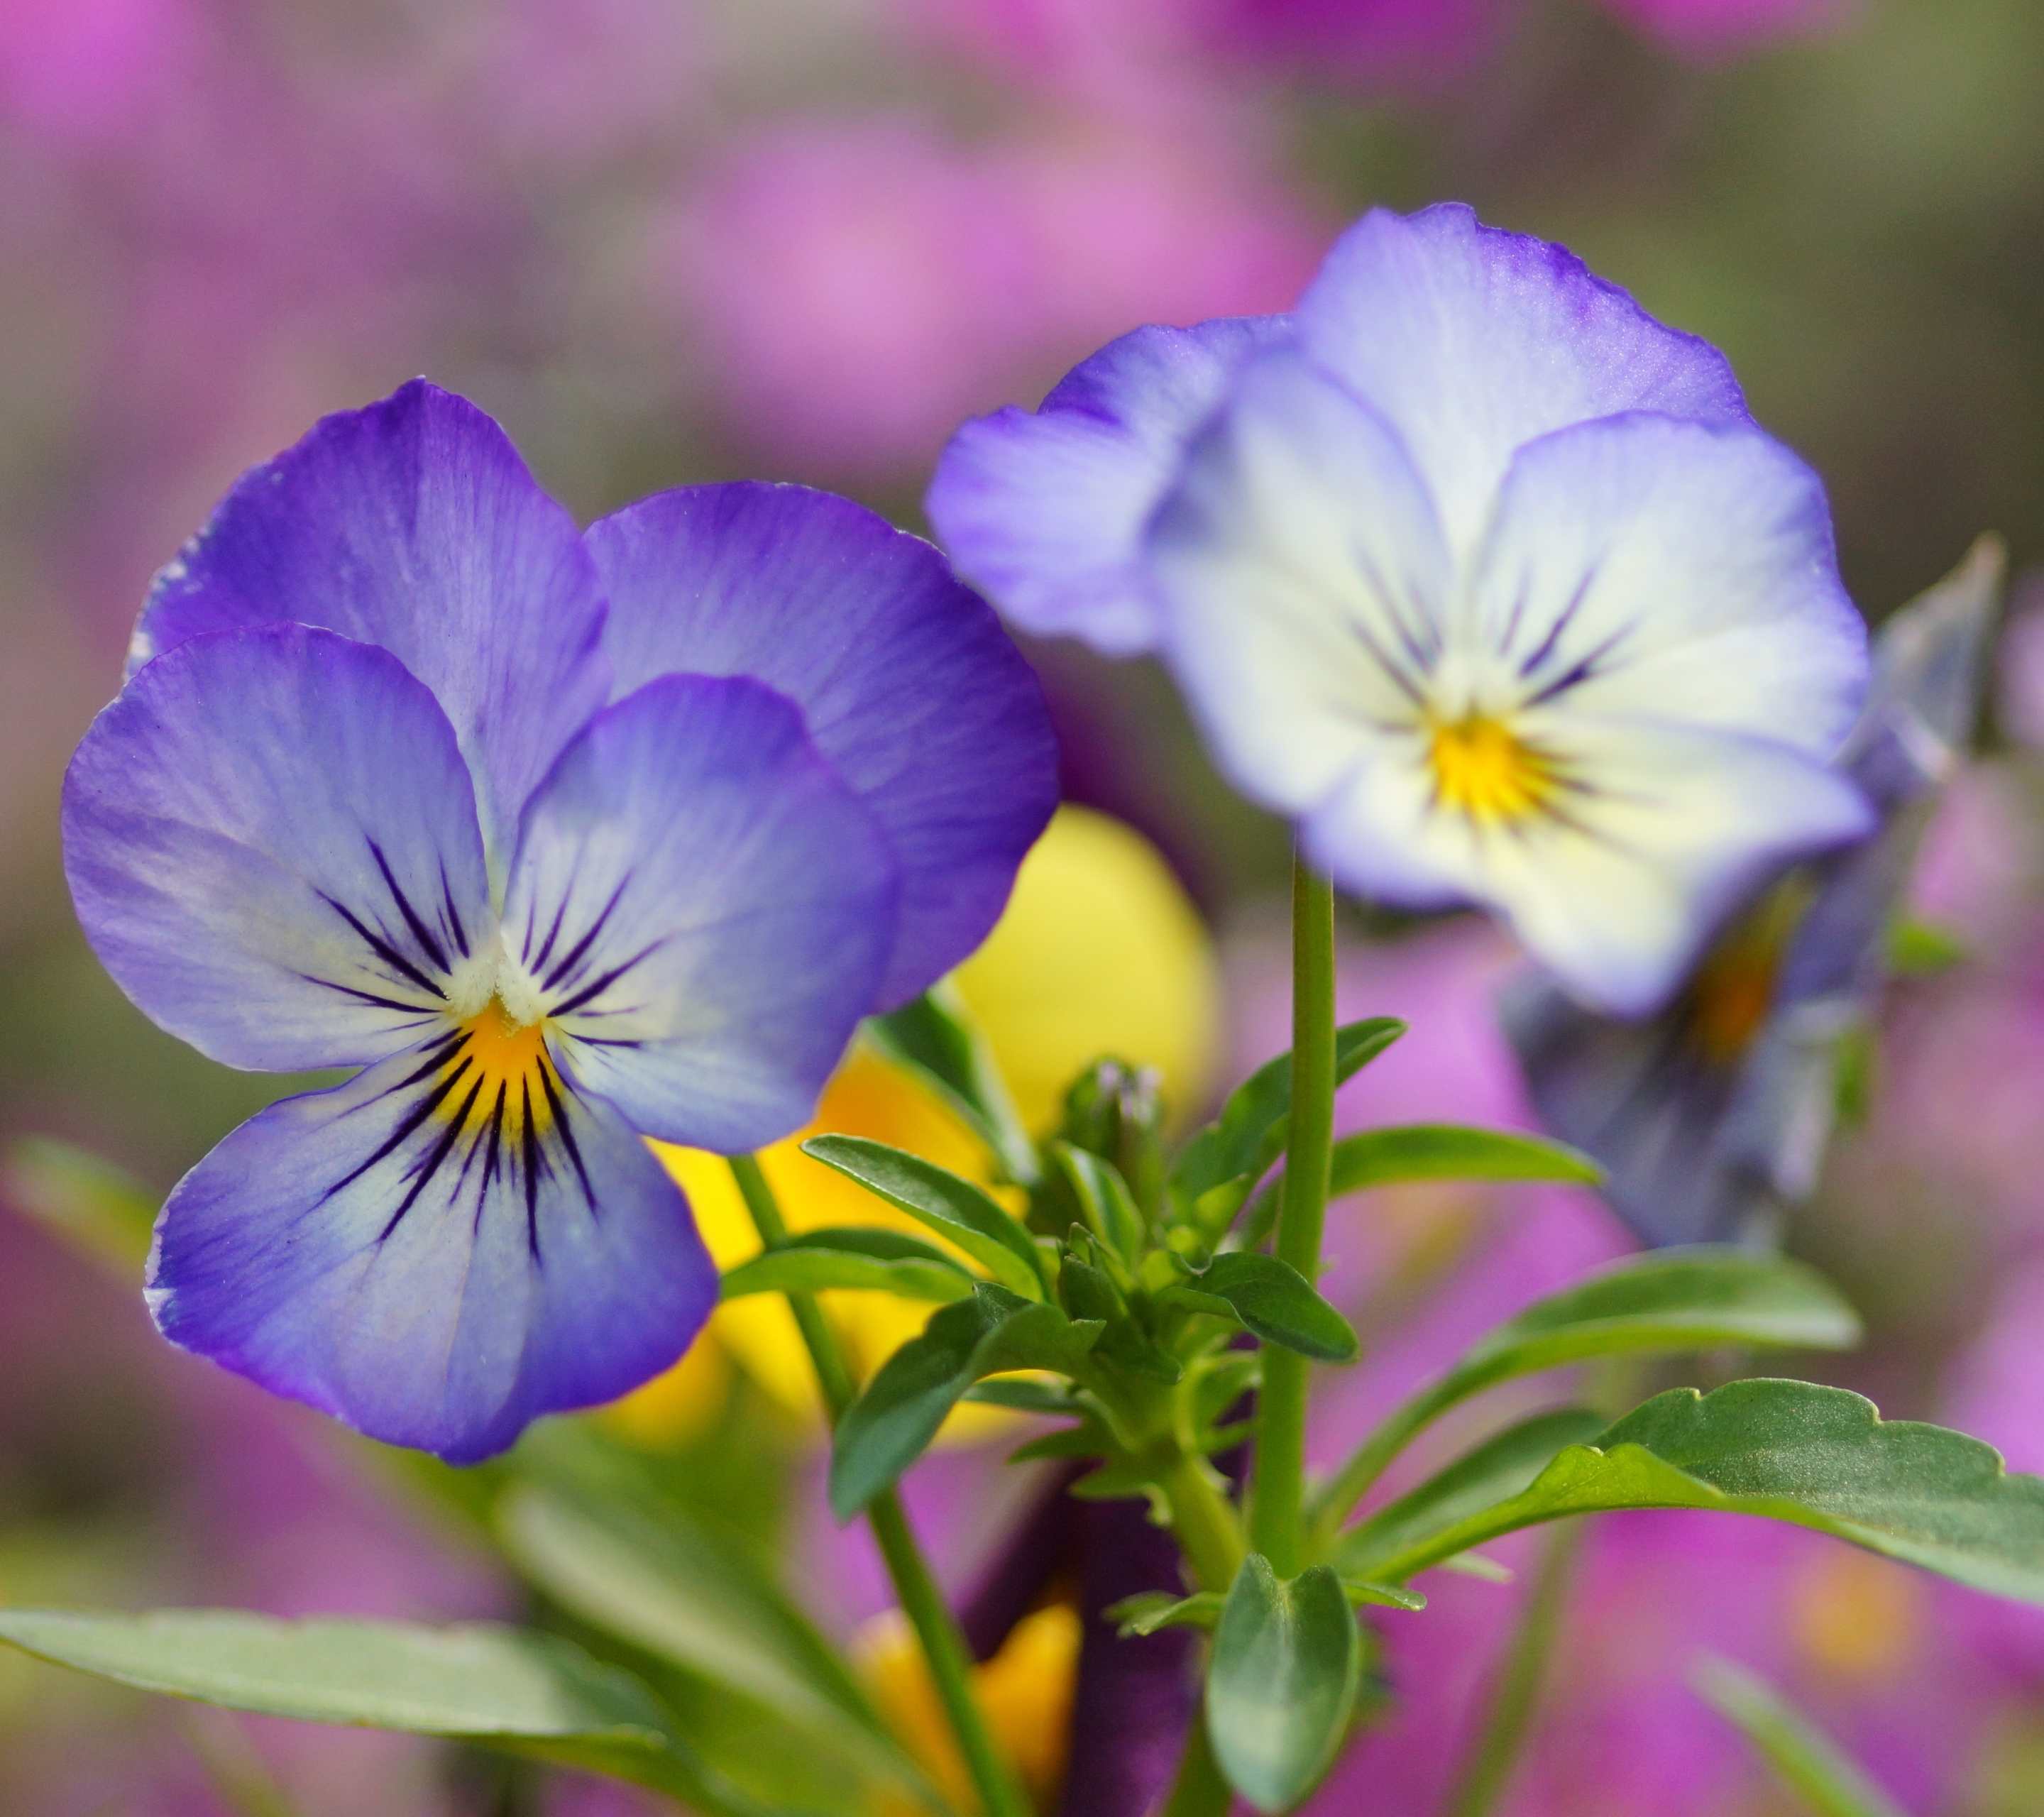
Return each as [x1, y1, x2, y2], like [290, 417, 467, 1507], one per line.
[503, 672, 901, 1152]
[147, 1035, 715, 1463]
[128, 379, 611, 869]
[926, 315, 1292, 657]
[1296, 204, 1749, 562]
[63, 625, 493, 1072]
[585, 483, 1055, 1009]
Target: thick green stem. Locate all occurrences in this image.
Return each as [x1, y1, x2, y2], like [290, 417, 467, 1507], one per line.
[1441, 1517, 1586, 1817]
[1160, 1709, 1233, 1817]
[1155, 1451, 1246, 1595]
[728, 1155, 1031, 1817]
[1247, 854, 1337, 1579]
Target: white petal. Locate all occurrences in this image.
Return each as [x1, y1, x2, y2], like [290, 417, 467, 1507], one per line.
[1466, 412, 1868, 760]
[1148, 348, 1453, 814]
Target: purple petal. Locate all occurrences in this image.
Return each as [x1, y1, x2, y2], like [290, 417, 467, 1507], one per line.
[585, 483, 1055, 1009]
[926, 316, 1292, 657]
[63, 625, 491, 1072]
[1297, 204, 1750, 559]
[505, 673, 900, 1152]
[148, 1035, 715, 1462]
[128, 380, 610, 867]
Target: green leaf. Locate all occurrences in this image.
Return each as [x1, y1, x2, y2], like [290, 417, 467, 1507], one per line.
[1327, 1124, 1602, 1196]
[800, 1135, 1048, 1299]
[1167, 1252, 1359, 1363]
[1331, 1408, 1608, 1574]
[1314, 1248, 1862, 1529]
[0, 1609, 731, 1804]
[862, 980, 1039, 1185]
[498, 1488, 925, 1804]
[1049, 1143, 1147, 1266]
[1349, 1380, 2044, 1602]
[828, 1284, 1103, 1517]
[720, 1229, 975, 1304]
[1691, 1655, 1908, 1817]
[1339, 1580, 1425, 1612]
[2, 1136, 160, 1272]
[960, 1378, 1083, 1413]
[1106, 1591, 1224, 1637]
[1886, 917, 1968, 979]
[1207, 1557, 1361, 1814]
[1169, 1019, 1405, 1235]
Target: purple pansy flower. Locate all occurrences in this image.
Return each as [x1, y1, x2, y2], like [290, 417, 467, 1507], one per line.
[930, 202, 1874, 1016]
[63, 380, 1056, 1462]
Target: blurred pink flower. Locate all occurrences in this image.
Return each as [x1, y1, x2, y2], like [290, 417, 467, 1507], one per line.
[1996, 573, 2044, 750]
[669, 117, 1323, 481]
[0, 0, 199, 148]
[1211, 0, 1508, 81]
[1600, 0, 1859, 59]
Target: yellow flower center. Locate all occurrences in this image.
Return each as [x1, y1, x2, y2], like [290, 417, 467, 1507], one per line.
[443, 998, 558, 1136]
[1427, 713, 1559, 826]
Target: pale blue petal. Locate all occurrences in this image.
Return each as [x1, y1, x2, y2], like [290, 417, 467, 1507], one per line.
[63, 625, 491, 1072]
[148, 1036, 714, 1462]
[128, 380, 611, 870]
[503, 675, 899, 1153]
[928, 316, 1291, 656]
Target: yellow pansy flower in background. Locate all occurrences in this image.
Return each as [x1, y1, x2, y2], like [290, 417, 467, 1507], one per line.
[602, 805, 1221, 1443]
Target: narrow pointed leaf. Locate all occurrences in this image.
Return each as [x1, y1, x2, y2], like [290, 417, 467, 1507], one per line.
[0, 1610, 729, 1803]
[1327, 1125, 1602, 1196]
[1692, 1656, 1909, 1817]
[801, 1134, 1048, 1298]
[1050, 1143, 1147, 1265]
[1208, 1557, 1361, 1813]
[720, 1229, 976, 1304]
[1331, 1407, 1607, 1574]
[3, 1136, 160, 1272]
[1315, 1248, 1862, 1527]
[1167, 1251, 1358, 1363]
[498, 1488, 927, 1804]
[862, 981, 1039, 1185]
[1106, 1591, 1224, 1637]
[828, 1284, 1103, 1517]
[1352, 1380, 2044, 1603]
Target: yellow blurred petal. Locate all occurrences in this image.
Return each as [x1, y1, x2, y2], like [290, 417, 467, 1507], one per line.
[1788, 1544, 1925, 1684]
[857, 1601, 1081, 1816]
[953, 806, 1219, 1133]
[594, 1328, 731, 1449]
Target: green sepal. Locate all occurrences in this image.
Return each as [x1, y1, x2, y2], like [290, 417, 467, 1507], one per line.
[1168, 1019, 1405, 1239]
[1207, 1557, 1362, 1813]
[1326, 1124, 1603, 1196]
[801, 1134, 1048, 1300]
[0, 1609, 766, 1811]
[828, 1284, 1102, 1518]
[1348, 1380, 2044, 1603]
[719, 1229, 976, 1304]
[1691, 1655, 1909, 1817]
[862, 982, 1038, 1185]
[1165, 1252, 1359, 1363]
[1050, 1141, 1148, 1267]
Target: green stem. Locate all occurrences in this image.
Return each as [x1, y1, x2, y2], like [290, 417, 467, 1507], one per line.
[728, 1155, 1031, 1817]
[1247, 852, 1337, 1578]
[1441, 1517, 1586, 1817]
[1160, 1708, 1233, 1817]
[1155, 1450, 1246, 1594]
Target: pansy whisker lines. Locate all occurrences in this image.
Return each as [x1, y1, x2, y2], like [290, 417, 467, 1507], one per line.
[368, 838, 454, 972]
[315, 890, 445, 998]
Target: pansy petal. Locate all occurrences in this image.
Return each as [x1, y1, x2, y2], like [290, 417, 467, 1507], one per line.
[504, 674, 899, 1153]
[585, 483, 1055, 1009]
[63, 625, 491, 1072]
[1148, 347, 1454, 813]
[1306, 718, 1873, 1016]
[926, 315, 1291, 657]
[128, 380, 610, 867]
[148, 1038, 714, 1462]
[1469, 411, 1867, 759]
[1297, 204, 1748, 559]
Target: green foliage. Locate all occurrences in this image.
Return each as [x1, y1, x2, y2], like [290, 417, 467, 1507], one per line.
[828, 1283, 1104, 1517]
[718, 1228, 976, 1303]
[1107, 1590, 1225, 1636]
[1346, 1380, 2044, 1602]
[1691, 1655, 1909, 1817]
[2, 1135, 160, 1272]
[1050, 1140, 1148, 1265]
[1885, 916, 1969, 979]
[498, 1485, 924, 1806]
[801, 1134, 1049, 1299]
[1207, 1557, 1361, 1814]
[862, 982, 1038, 1185]
[1167, 1018, 1405, 1240]
[0, 1610, 762, 1807]
[1326, 1124, 1602, 1197]
[1163, 1251, 1359, 1363]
